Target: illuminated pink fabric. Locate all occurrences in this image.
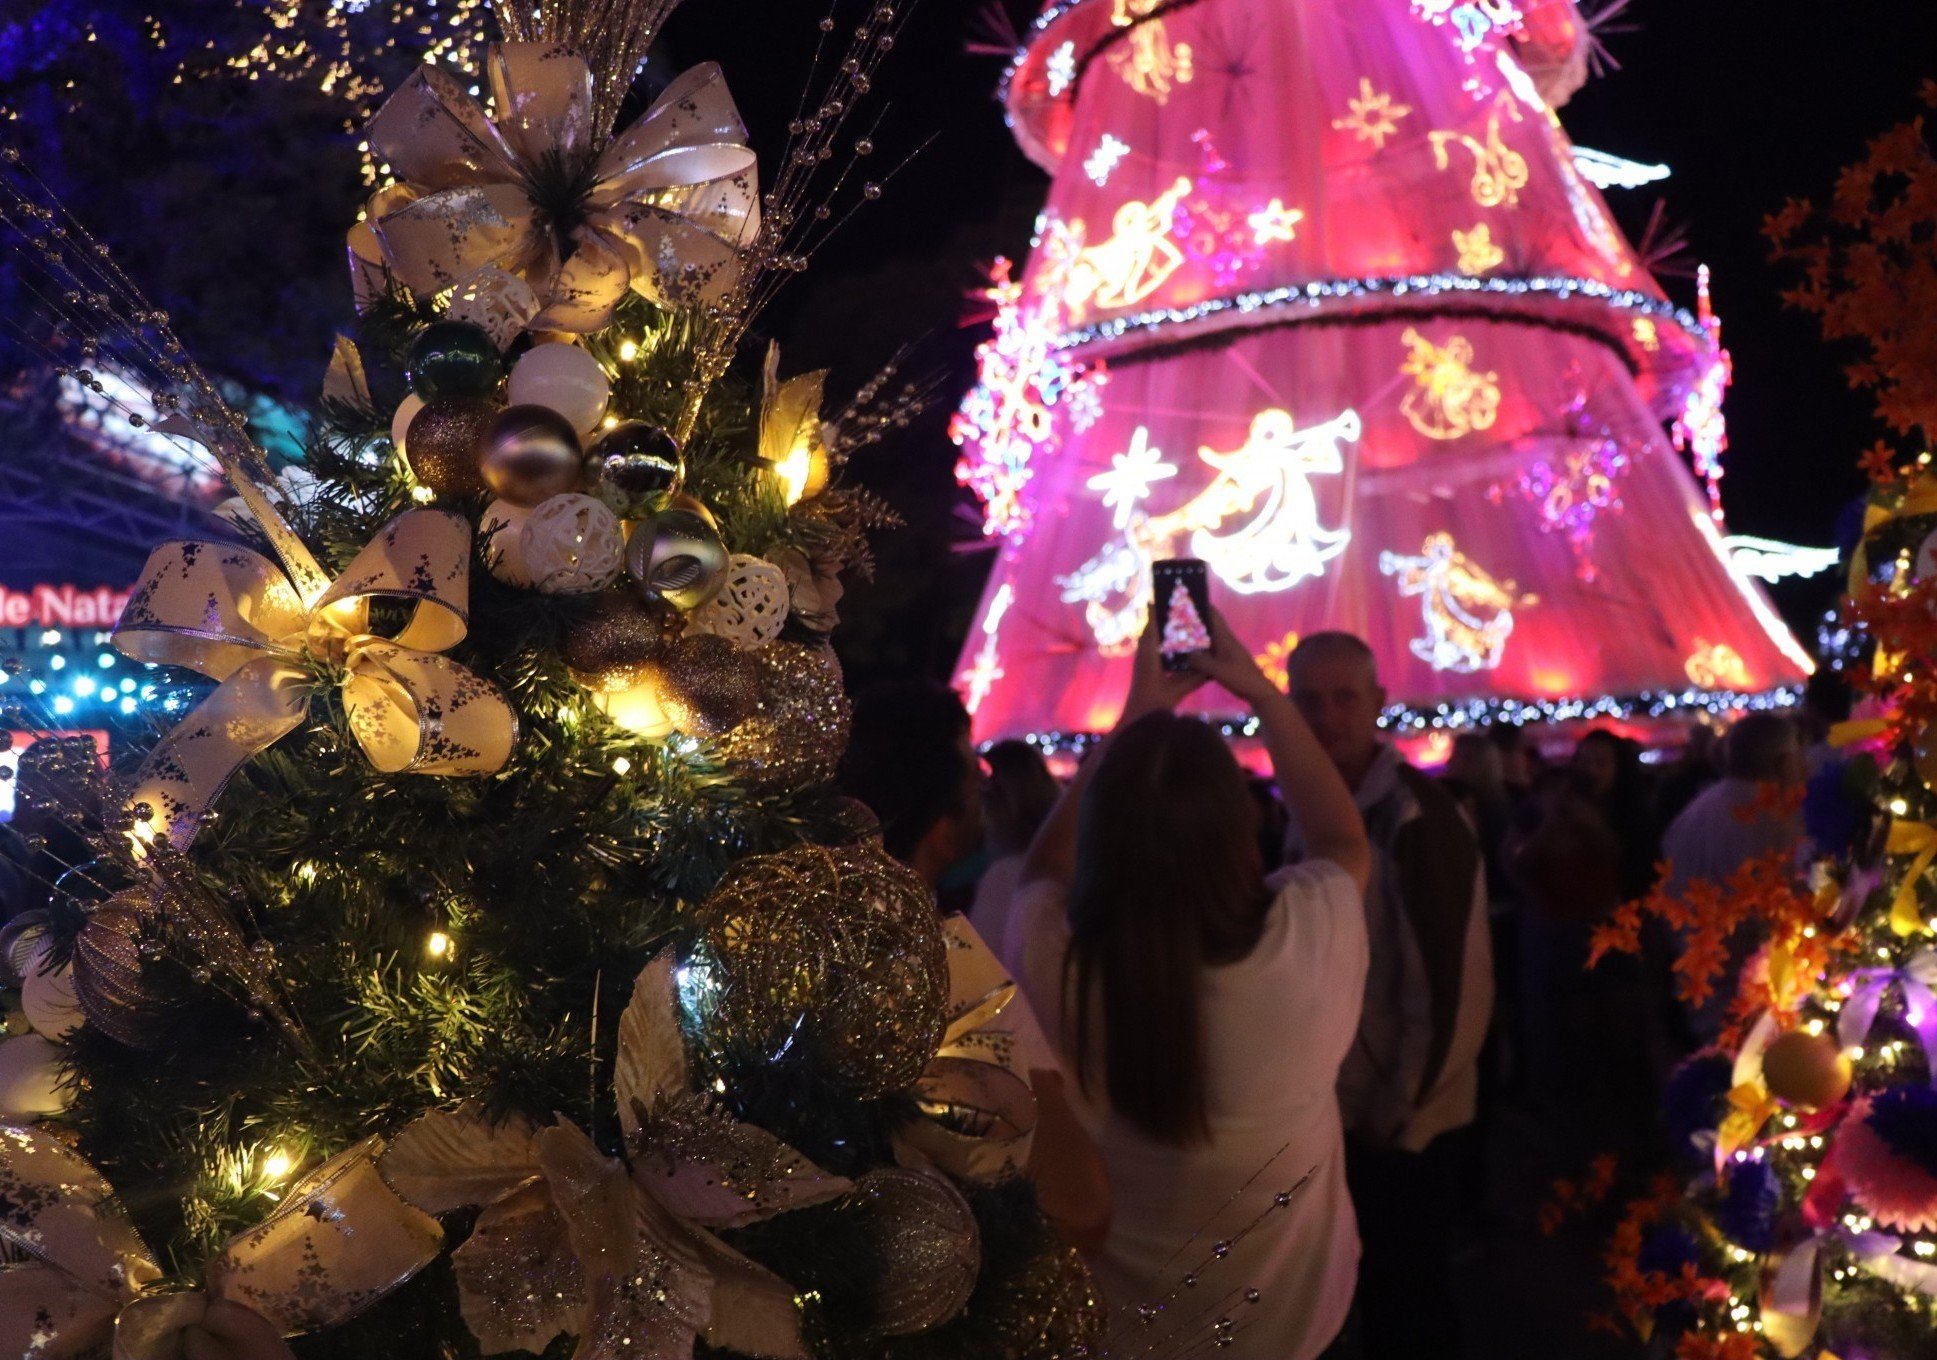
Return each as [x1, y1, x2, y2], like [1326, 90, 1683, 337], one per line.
[953, 0, 1808, 739]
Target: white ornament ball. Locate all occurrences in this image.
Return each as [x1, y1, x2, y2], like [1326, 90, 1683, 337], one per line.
[20, 946, 82, 1041]
[507, 342, 611, 436]
[391, 392, 426, 455]
[522, 493, 625, 595]
[480, 500, 535, 587]
[0, 1034, 70, 1121]
[689, 554, 791, 648]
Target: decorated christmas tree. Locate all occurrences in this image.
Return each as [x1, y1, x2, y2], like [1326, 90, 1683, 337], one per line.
[0, 4, 1107, 1357]
[1578, 86, 1937, 1359]
[951, 0, 1812, 744]
[1157, 580, 1210, 655]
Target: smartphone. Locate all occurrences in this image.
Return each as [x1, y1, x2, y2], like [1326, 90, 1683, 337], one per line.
[1153, 558, 1213, 672]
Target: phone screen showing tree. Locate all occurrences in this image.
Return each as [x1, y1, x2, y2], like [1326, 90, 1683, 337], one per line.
[1153, 558, 1212, 672]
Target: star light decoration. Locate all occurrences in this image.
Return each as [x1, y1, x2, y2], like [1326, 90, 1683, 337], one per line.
[1087, 426, 1178, 528]
[1045, 40, 1078, 97]
[1488, 387, 1629, 579]
[959, 582, 1015, 715]
[1672, 265, 1732, 523]
[1084, 134, 1132, 187]
[1173, 131, 1271, 288]
[1248, 199, 1305, 245]
[1410, 0, 1525, 52]
[1332, 77, 1413, 150]
[951, 256, 1107, 537]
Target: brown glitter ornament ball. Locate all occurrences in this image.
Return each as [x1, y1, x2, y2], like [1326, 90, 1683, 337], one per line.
[642, 634, 762, 737]
[684, 842, 948, 1098]
[480, 405, 584, 506]
[983, 1245, 1108, 1360]
[561, 590, 681, 692]
[405, 396, 497, 499]
[1762, 1029, 1853, 1111]
[851, 1167, 982, 1336]
[715, 643, 852, 788]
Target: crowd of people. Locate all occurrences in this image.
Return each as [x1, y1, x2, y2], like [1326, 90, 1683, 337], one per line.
[838, 606, 1834, 1360]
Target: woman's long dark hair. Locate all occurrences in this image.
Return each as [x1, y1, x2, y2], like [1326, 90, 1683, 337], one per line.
[1063, 712, 1268, 1146]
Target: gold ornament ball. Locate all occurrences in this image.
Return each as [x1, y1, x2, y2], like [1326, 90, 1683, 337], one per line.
[1762, 1029, 1854, 1110]
[627, 494, 730, 612]
[562, 590, 681, 693]
[716, 644, 852, 788]
[983, 1245, 1108, 1360]
[851, 1168, 981, 1337]
[685, 842, 948, 1098]
[405, 397, 498, 499]
[643, 634, 763, 738]
[481, 405, 584, 506]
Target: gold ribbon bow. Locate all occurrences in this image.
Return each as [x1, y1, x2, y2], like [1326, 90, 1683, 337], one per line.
[382, 953, 848, 1359]
[349, 44, 759, 333]
[1887, 819, 1937, 937]
[113, 509, 518, 849]
[0, 1125, 441, 1360]
[893, 915, 1039, 1185]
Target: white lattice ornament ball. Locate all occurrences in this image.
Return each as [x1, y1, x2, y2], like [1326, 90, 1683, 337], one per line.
[447, 266, 540, 350]
[523, 493, 625, 595]
[688, 554, 791, 647]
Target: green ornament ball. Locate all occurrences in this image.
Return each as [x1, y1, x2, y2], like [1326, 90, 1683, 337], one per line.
[406, 321, 504, 401]
[587, 420, 683, 519]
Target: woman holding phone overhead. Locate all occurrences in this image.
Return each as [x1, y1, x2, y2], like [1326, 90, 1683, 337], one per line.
[1011, 593, 1371, 1359]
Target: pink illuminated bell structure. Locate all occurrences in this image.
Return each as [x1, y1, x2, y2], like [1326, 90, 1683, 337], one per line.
[951, 0, 1810, 742]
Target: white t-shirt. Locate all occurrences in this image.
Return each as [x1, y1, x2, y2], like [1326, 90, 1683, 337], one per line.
[967, 852, 1030, 977]
[1014, 861, 1368, 1360]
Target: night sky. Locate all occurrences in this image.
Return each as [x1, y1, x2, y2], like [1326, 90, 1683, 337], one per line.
[665, 0, 1937, 686]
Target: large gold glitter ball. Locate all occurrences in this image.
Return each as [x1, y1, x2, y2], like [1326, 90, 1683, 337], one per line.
[715, 643, 852, 788]
[684, 842, 947, 1099]
[561, 590, 681, 693]
[404, 396, 498, 499]
[851, 1167, 981, 1337]
[983, 1244, 1108, 1360]
[642, 634, 762, 737]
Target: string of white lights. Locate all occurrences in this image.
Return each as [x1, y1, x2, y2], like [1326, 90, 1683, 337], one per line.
[1009, 684, 1804, 755]
[1046, 271, 1706, 355]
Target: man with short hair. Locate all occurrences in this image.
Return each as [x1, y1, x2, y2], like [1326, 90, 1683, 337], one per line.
[839, 677, 1111, 1255]
[839, 679, 985, 905]
[1283, 631, 1492, 1358]
[1661, 712, 1806, 1042]
[1661, 712, 1805, 894]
